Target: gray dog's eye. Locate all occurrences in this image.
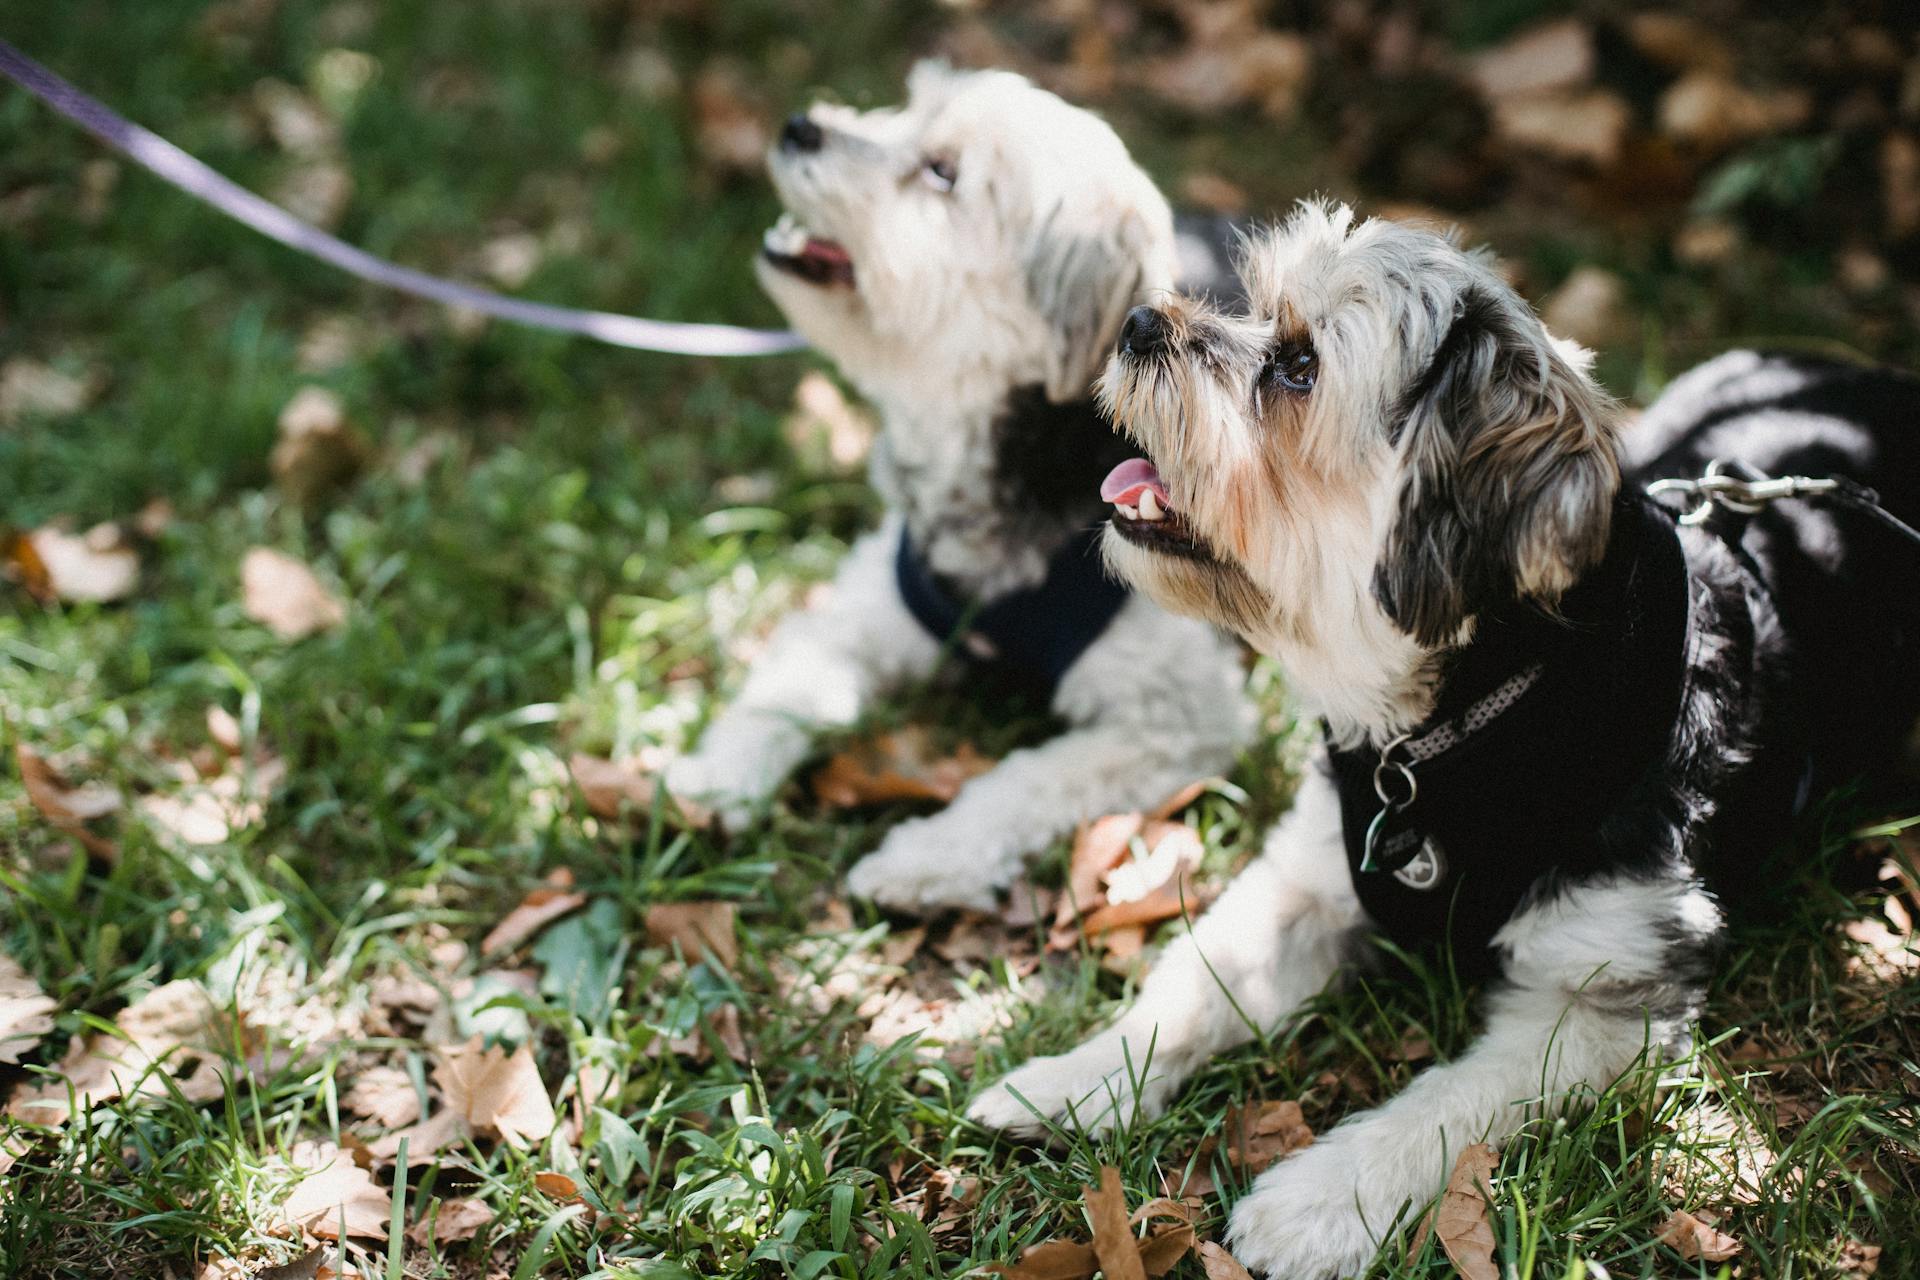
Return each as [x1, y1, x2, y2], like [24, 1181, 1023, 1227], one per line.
[920, 156, 958, 192]
[1260, 341, 1317, 394]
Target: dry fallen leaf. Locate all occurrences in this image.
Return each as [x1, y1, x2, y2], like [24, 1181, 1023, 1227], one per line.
[568, 753, 712, 829]
[987, 1168, 1196, 1280]
[645, 900, 739, 971]
[1086, 1166, 1148, 1280]
[271, 385, 369, 508]
[16, 744, 119, 858]
[1222, 1100, 1315, 1177]
[12, 523, 139, 604]
[342, 1064, 422, 1130]
[408, 1196, 493, 1246]
[0, 953, 57, 1065]
[1052, 814, 1206, 953]
[986, 1239, 1098, 1280]
[279, 1140, 389, 1241]
[1467, 18, 1593, 100]
[784, 371, 875, 471]
[809, 728, 994, 809]
[242, 547, 345, 640]
[1434, 1143, 1499, 1280]
[0, 358, 96, 425]
[1658, 1209, 1742, 1262]
[138, 751, 287, 848]
[481, 869, 587, 956]
[534, 1170, 580, 1201]
[1196, 1242, 1254, 1280]
[1490, 89, 1632, 167]
[433, 1038, 556, 1149]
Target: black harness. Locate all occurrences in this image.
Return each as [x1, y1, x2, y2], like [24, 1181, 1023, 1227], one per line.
[895, 522, 1130, 696]
[1326, 496, 1692, 967]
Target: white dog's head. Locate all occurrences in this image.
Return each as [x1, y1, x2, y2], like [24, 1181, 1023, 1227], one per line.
[1097, 202, 1622, 732]
[759, 61, 1175, 411]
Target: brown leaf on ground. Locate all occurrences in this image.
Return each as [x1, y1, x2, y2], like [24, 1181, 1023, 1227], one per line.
[1490, 89, 1631, 167]
[1657, 1209, 1742, 1261]
[279, 1140, 389, 1240]
[809, 728, 994, 809]
[1223, 1100, 1315, 1175]
[409, 1196, 493, 1245]
[568, 753, 712, 829]
[1435, 1143, 1499, 1280]
[1542, 266, 1633, 351]
[1148, 779, 1213, 821]
[433, 1038, 556, 1149]
[0, 358, 97, 425]
[784, 371, 875, 471]
[0, 954, 56, 1065]
[481, 869, 587, 956]
[534, 1171, 580, 1201]
[2, 528, 53, 601]
[985, 1239, 1098, 1280]
[1051, 813, 1143, 947]
[1467, 18, 1593, 100]
[1625, 13, 1735, 74]
[341, 1064, 421, 1130]
[645, 900, 739, 971]
[1086, 1166, 1148, 1280]
[18, 524, 140, 603]
[271, 385, 369, 508]
[1196, 1241, 1254, 1280]
[16, 745, 119, 858]
[7, 978, 228, 1125]
[1659, 73, 1810, 150]
[660, 1001, 750, 1064]
[138, 750, 287, 848]
[1839, 1239, 1883, 1275]
[241, 547, 345, 641]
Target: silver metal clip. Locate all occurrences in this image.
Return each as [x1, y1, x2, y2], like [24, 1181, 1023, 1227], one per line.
[1646, 459, 1838, 526]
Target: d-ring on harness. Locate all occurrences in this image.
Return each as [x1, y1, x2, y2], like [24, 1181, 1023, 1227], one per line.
[1647, 457, 1920, 546]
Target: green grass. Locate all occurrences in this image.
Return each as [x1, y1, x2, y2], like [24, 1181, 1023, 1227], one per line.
[3, 2, 1918, 1277]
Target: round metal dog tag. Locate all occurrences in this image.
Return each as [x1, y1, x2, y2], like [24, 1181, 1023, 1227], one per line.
[1392, 837, 1448, 891]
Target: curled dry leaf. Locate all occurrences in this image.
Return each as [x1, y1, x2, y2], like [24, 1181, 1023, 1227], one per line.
[1051, 813, 1206, 953]
[809, 728, 994, 810]
[1085, 1166, 1148, 1280]
[644, 900, 739, 971]
[342, 1064, 421, 1130]
[481, 868, 587, 955]
[408, 1196, 494, 1245]
[568, 753, 711, 829]
[534, 1170, 580, 1201]
[1657, 1209, 1742, 1262]
[1435, 1143, 1500, 1280]
[16, 744, 119, 858]
[17, 524, 139, 603]
[279, 1139, 389, 1241]
[1196, 1242, 1254, 1280]
[241, 547, 345, 641]
[987, 1168, 1197, 1280]
[0, 953, 57, 1065]
[434, 1038, 556, 1149]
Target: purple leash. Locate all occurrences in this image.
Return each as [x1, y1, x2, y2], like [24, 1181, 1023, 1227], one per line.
[0, 38, 807, 357]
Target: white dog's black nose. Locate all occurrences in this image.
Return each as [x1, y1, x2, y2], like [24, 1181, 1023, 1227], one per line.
[780, 113, 824, 153]
[1120, 305, 1167, 357]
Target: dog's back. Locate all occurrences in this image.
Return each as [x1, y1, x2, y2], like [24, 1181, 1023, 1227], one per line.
[1628, 349, 1920, 803]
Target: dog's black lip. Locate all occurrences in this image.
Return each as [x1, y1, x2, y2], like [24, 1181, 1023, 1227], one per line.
[761, 246, 855, 288]
[1109, 505, 1219, 562]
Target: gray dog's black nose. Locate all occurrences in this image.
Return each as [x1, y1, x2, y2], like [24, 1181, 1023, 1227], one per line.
[1120, 305, 1167, 357]
[780, 113, 824, 153]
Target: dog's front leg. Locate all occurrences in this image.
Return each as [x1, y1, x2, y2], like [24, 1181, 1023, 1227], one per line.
[847, 602, 1252, 911]
[666, 519, 942, 827]
[967, 762, 1360, 1135]
[1227, 872, 1719, 1279]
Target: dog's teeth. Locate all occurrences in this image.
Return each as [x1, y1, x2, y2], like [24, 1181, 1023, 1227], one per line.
[1138, 489, 1164, 521]
[765, 213, 809, 255]
[1117, 503, 1138, 520]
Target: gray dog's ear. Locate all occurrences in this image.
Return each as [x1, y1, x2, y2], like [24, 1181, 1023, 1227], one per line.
[1023, 204, 1157, 403]
[1373, 287, 1622, 646]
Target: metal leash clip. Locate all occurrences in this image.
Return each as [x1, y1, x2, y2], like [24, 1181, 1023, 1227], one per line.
[1360, 733, 1417, 874]
[1646, 458, 1839, 526]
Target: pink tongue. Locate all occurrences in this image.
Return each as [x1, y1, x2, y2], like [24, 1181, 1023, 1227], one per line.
[1101, 457, 1170, 505]
[804, 236, 852, 266]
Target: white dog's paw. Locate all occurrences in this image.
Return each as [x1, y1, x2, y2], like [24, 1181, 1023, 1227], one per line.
[845, 819, 1008, 914]
[661, 752, 768, 831]
[1226, 1136, 1410, 1279]
[967, 1037, 1174, 1139]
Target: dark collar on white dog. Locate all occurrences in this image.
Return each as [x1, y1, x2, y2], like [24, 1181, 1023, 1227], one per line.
[895, 522, 1129, 696]
[1325, 495, 1692, 968]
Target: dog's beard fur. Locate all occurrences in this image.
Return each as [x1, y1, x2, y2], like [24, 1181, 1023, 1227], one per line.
[758, 61, 1175, 419]
[1100, 201, 1622, 740]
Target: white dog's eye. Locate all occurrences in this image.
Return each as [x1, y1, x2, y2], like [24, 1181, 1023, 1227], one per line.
[1261, 341, 1318, 394]
[920, 156, 958, 193]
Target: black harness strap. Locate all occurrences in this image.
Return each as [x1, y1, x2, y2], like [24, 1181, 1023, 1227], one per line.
[1327, 496, 1693, 969]
[895, 522, 1131, 696]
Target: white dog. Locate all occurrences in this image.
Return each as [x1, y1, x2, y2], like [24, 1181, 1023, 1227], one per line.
[666, 63, 1251, 912]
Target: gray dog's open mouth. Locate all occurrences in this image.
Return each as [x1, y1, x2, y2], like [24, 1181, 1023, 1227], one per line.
[762, 213, 855, 288]
[1101, 458, 1214, 559]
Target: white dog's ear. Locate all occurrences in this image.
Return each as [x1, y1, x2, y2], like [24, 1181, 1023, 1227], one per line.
[1023, 204, 1156, 403]
[905, 58, 962, 106]
[1373, 287, 1622, 646]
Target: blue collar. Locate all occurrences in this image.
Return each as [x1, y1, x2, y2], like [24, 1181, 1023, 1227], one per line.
[895, 522, 1130, 696]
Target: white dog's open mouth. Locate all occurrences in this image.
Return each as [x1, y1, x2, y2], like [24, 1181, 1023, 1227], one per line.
[762, 213, 855, 288]
[1101, 458, 1213, 559]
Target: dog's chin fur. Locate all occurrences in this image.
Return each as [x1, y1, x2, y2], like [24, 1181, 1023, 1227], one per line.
[1099, 200, 1619, 740]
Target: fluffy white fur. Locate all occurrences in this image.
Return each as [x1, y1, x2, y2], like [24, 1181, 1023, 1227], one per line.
[972, 203, 1712, 1276]
[667, 64, 1252, 911]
